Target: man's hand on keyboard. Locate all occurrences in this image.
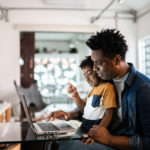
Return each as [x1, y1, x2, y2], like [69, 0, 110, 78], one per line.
[48, 110, 70, 121]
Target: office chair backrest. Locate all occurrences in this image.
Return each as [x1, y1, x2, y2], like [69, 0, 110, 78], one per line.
[14, 80, 46, 110]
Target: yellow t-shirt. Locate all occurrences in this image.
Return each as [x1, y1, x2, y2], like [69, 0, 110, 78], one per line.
[83, 82, 117, 120]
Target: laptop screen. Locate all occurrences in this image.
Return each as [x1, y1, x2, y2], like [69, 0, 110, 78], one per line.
[19, 93, 35, 131]
[14, 80, 21, 98]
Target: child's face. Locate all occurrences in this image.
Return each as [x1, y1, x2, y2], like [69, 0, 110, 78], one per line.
[82, 66, 101, 87]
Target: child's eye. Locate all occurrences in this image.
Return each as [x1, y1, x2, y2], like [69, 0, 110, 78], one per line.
[87, 71, 93, 76]
[84, 70, 94, 77]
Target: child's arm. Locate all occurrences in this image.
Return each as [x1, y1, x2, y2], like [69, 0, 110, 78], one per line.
[83, 108, 115, 145]
[98, 108, 115, 127]
[67, 83, 85, 113]
[99, 83, 117, 128]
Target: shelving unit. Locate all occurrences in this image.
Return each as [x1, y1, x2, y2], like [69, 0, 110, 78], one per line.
[34, 53, 80, 104]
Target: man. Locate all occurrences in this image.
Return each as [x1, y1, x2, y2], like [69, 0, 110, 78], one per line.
[48, 29, 150, 150]
[86, 29, 150, 150]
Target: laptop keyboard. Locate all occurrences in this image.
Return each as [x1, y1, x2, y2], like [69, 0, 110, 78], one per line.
[37, 123, 59, 131]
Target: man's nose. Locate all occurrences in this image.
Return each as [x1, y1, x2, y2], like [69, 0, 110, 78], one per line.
[93, 63, 98, 71]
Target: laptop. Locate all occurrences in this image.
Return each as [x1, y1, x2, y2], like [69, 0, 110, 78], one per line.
[14, 81, 76, 135]
[19, 93, 76, 135]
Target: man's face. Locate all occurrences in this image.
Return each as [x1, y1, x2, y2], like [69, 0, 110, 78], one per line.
[82, 66, 101, 87]
[91, 50, 118, 80]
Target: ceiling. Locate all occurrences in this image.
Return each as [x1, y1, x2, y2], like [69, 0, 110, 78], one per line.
[1, 0, 150, 41]
[1, 0, 150, 11]
[122, 0, 150, 11]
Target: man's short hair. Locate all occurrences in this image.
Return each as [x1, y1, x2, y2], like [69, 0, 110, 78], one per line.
[86, 29, 128, 60]
[79, 56, 94, 69]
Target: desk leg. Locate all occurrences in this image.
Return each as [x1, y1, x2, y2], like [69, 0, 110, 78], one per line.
[0, 114, 4, 122]
[6, 107, 11, 122]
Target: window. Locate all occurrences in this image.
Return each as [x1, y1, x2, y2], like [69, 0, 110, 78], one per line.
[139, 37, 150, 78]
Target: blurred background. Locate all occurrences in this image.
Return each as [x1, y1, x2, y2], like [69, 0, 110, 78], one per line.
[0, 0, 150, 118]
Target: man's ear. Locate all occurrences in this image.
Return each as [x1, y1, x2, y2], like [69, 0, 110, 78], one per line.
[114, 54, 122, 65]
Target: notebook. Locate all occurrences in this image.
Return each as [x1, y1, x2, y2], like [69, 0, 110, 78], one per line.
[19, 92, 76, 135]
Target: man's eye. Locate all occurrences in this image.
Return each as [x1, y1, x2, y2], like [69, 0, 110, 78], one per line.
[96, 62, 102, 65]
[97, 62, 105, 66]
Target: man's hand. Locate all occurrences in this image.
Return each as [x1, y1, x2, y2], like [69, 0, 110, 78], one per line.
[88, 125, 112, 145]
[48, 110, 70, 121]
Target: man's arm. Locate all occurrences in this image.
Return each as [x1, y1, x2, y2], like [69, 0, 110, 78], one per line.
[108, 134, 131, 150]
[48, 109, 81, 121]
[136, 84, 150, 150]
[88, 126, 132, 150]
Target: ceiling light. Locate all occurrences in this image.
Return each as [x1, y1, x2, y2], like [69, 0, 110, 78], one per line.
[118, 0, 124, 4]
[44, 0, 87, 7]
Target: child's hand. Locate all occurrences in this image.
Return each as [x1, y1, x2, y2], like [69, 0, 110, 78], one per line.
[81, 137, 95, 144]
[67, 83, 79, 98]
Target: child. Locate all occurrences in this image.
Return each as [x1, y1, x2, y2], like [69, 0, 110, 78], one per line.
[68, 56, 117, 143]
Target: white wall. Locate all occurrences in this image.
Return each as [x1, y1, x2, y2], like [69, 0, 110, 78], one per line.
[118, 19, 137, 67]
[0, 22, 20, 116]
[0, 6, 137, 116]
[137, 3, 150, 39]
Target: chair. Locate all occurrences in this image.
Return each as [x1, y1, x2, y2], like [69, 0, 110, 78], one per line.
[14, 80, 46, 120]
